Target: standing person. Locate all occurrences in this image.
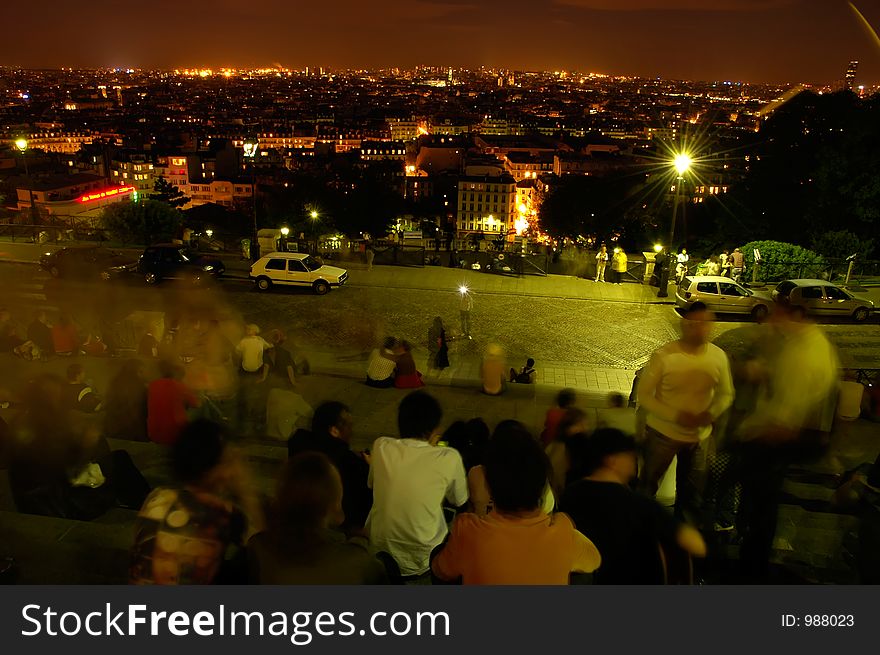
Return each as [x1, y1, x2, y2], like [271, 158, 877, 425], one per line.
[247, 453, 388, 584]
[367, 391, 468, 578]
[138, 325, 160, 358]
[428, 317, 449, 371]
[735, 304, 839, 582]
[365, 243, 375, 271]
[638, 307, 734, 524]
[459, 288, 473, 339]
[719, 250, 731, 277]
[541, 388, 577, 446]
[612, 248, 628, 285]
[131, 420, 263, 585]
[432, 423, 600, 585]
[675, 248, 690, 283]
[148, 360, 201, 445]
[652, 248, 668, 287]
[288, 402, 372, 535]
[729, 247, 744, 283]
[594, 244, 608, 282]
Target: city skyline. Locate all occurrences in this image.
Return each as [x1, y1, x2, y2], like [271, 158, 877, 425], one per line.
[2, 0, 879, 85]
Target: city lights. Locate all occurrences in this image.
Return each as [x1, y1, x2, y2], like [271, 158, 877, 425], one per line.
[14, 138, 28, 152]
[674, 153, 692, 176]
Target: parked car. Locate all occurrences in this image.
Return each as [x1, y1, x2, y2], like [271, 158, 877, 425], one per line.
[250, 252, 348, 295]
[39, 246, 138, 281]
[676, 275, 773, 320]
[772, 279, 874, 322]
[137, 244, 225, 285]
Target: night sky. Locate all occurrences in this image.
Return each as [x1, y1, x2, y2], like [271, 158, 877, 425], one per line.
[2, 0, 879, 84]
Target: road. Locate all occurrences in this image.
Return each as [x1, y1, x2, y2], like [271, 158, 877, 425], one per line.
[3, 262, 879, 372]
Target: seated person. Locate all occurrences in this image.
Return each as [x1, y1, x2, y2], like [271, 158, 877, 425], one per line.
[367, 391, 468, 577]
[510, 358, 537, 384]
[365, 337, 398, 388]
[560, 428, 706, 584]
[467, 420, 556, 516]
[248, 452, 387, 584]
[541, 388, 576, 445]
[394, 340, 424, 389]
[432, 423, 601, 584]
[26, 311, 53, 357]
[480, 344, 507, 396]
[130, 420, 263, 585]
[65, 363, 102, 413]
[51, 314, 80, 356]
[288, 402, 372, 534]
[833, 452, 880, 583]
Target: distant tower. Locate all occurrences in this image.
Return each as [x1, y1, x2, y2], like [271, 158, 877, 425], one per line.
[448, 67, 453, 84]
[845, 60, 858, 90]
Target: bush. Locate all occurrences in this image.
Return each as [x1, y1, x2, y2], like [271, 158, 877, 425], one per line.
[811, 230, 874, 261]
[738, 240, 825, 282]
[102, 199, 181, 245]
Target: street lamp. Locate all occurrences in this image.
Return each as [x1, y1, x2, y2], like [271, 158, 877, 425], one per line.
[659, 152, 691, 298]
[309, 210, 319, 254]
[15, 138, 37, 223]
[243, 137, 259, 259]
[280, 225, 289, 252]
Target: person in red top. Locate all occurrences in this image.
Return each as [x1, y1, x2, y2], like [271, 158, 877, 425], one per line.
[52, 314, 80, 356]
[148, 360, 201, 445]
[540, 388, 576, 445]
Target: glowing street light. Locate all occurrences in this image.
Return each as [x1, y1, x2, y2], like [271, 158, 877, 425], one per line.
[310, 210, 318, 220]
[14, 138, 28, 153]
[205, 229, 214, 239]
[15, 138, 37, 223]
[280, 226, 290, 236]
[654, 243, 663, 253]
[243, 137, 259, 260]
[673, 153, 692, 176]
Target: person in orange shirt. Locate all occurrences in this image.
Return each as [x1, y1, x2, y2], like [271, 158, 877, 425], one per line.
[432, 421, 600, 585]
[541, 388, 576, 445]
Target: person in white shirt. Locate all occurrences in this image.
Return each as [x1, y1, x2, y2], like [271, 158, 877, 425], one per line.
[595, 245, 608, 282]
[676, 248, 690, 282]
[365, 337, 399, 388]
[236, 324, 273, 375]
[459, 289, 474, 338]
[367, 391, 468, 577]
[638, 307, 734, 522]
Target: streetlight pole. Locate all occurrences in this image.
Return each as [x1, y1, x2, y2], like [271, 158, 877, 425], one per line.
[309, 210, 319, 255]
[15, 139, 37, 224]
[657, 153, 691, 298]
[243, 137, 259, 260]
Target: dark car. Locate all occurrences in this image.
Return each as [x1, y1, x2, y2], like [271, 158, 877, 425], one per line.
[39, 246, 138, 281]
[137, 244, 225, 285]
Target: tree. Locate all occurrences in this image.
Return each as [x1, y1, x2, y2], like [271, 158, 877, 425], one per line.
[150, 176, 190, 208]
[811, 230, 874, 261]
[102, 199, 181, 245]
[738, 239, 824, 282]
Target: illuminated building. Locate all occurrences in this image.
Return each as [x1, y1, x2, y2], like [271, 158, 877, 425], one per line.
[387, 118, 424, 142]
[8, 132, 95, 154]
[111, 155, 156, 197]
[456, 174, 517, 238]
[15, 174, 134, 219]
[503, 151, 554, 181]
[845, 60, 858, 90]
[360, 141, 407, 161]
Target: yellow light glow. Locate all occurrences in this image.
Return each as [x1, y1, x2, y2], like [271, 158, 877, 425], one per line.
[517, 203, 528, 214]
[310, 211, 318, 219]
[674, 153, 692, 176]
[280, 226, 290, 236]
[654, 244, 663, 253]
[515, 216, 529, 235]
[458, 285, 469, 295]
[14, 138, 27, 152]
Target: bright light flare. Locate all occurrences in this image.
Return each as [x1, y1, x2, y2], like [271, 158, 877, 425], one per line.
[458, 285, 469, 295]
[673, 153, 692, 176]
[654, 244, 663, 253]
[14, 138, 27, 152]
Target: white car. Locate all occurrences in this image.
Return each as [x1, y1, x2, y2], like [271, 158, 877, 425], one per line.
[250, 252, 348, 295]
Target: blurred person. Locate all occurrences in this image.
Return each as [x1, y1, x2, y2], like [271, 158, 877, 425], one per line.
[833, 452, 880, 583]
[480, 343, 507, 395]
[719, 250, 731, 277]
[594, 244, 608, 282]
[597, 392, 637, 435]
[510, 357, 537, 384]
[265, 329, 299, 389]
[288, 402, 371, 534]
[81, 329, 108, 356]
[248, 452, 387, 584]
[27, 310, 53, 359]
[51, 314, 80, 356]
[130, 420, 263, 585]
[236, 324, 273, 434]
[459, 288, 473, 338]
[443, 418, 490, 473]
[366, 244, 375, 271]
[468, 420, 555, 517]
[394, 340, 425, 389]
[638, 307, 734, 523]
[104, 359, 149, 441]
[432, 423, 600, 584]
[729, 247, 744, 283]
[427, 317, 449, 371]
[365, 337, 398, 388]
[675, 248, 690, 282]
[9, 375, 150, 521]
[236, 323, 273, 377]
[541, 388, 577, 445]
[138, 325, 160, 358]
[0, 308, 33, 358]
[611, 248, 628, 285]
[148, 359, 201, 445]
[65, 363, 102, 413]
[367, 391, 468, 577]
[561, 429, 706, 584]
[735, 304, 839, 582]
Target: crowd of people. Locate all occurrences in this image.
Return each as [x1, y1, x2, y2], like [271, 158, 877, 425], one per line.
[1, 296, 878, 586]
